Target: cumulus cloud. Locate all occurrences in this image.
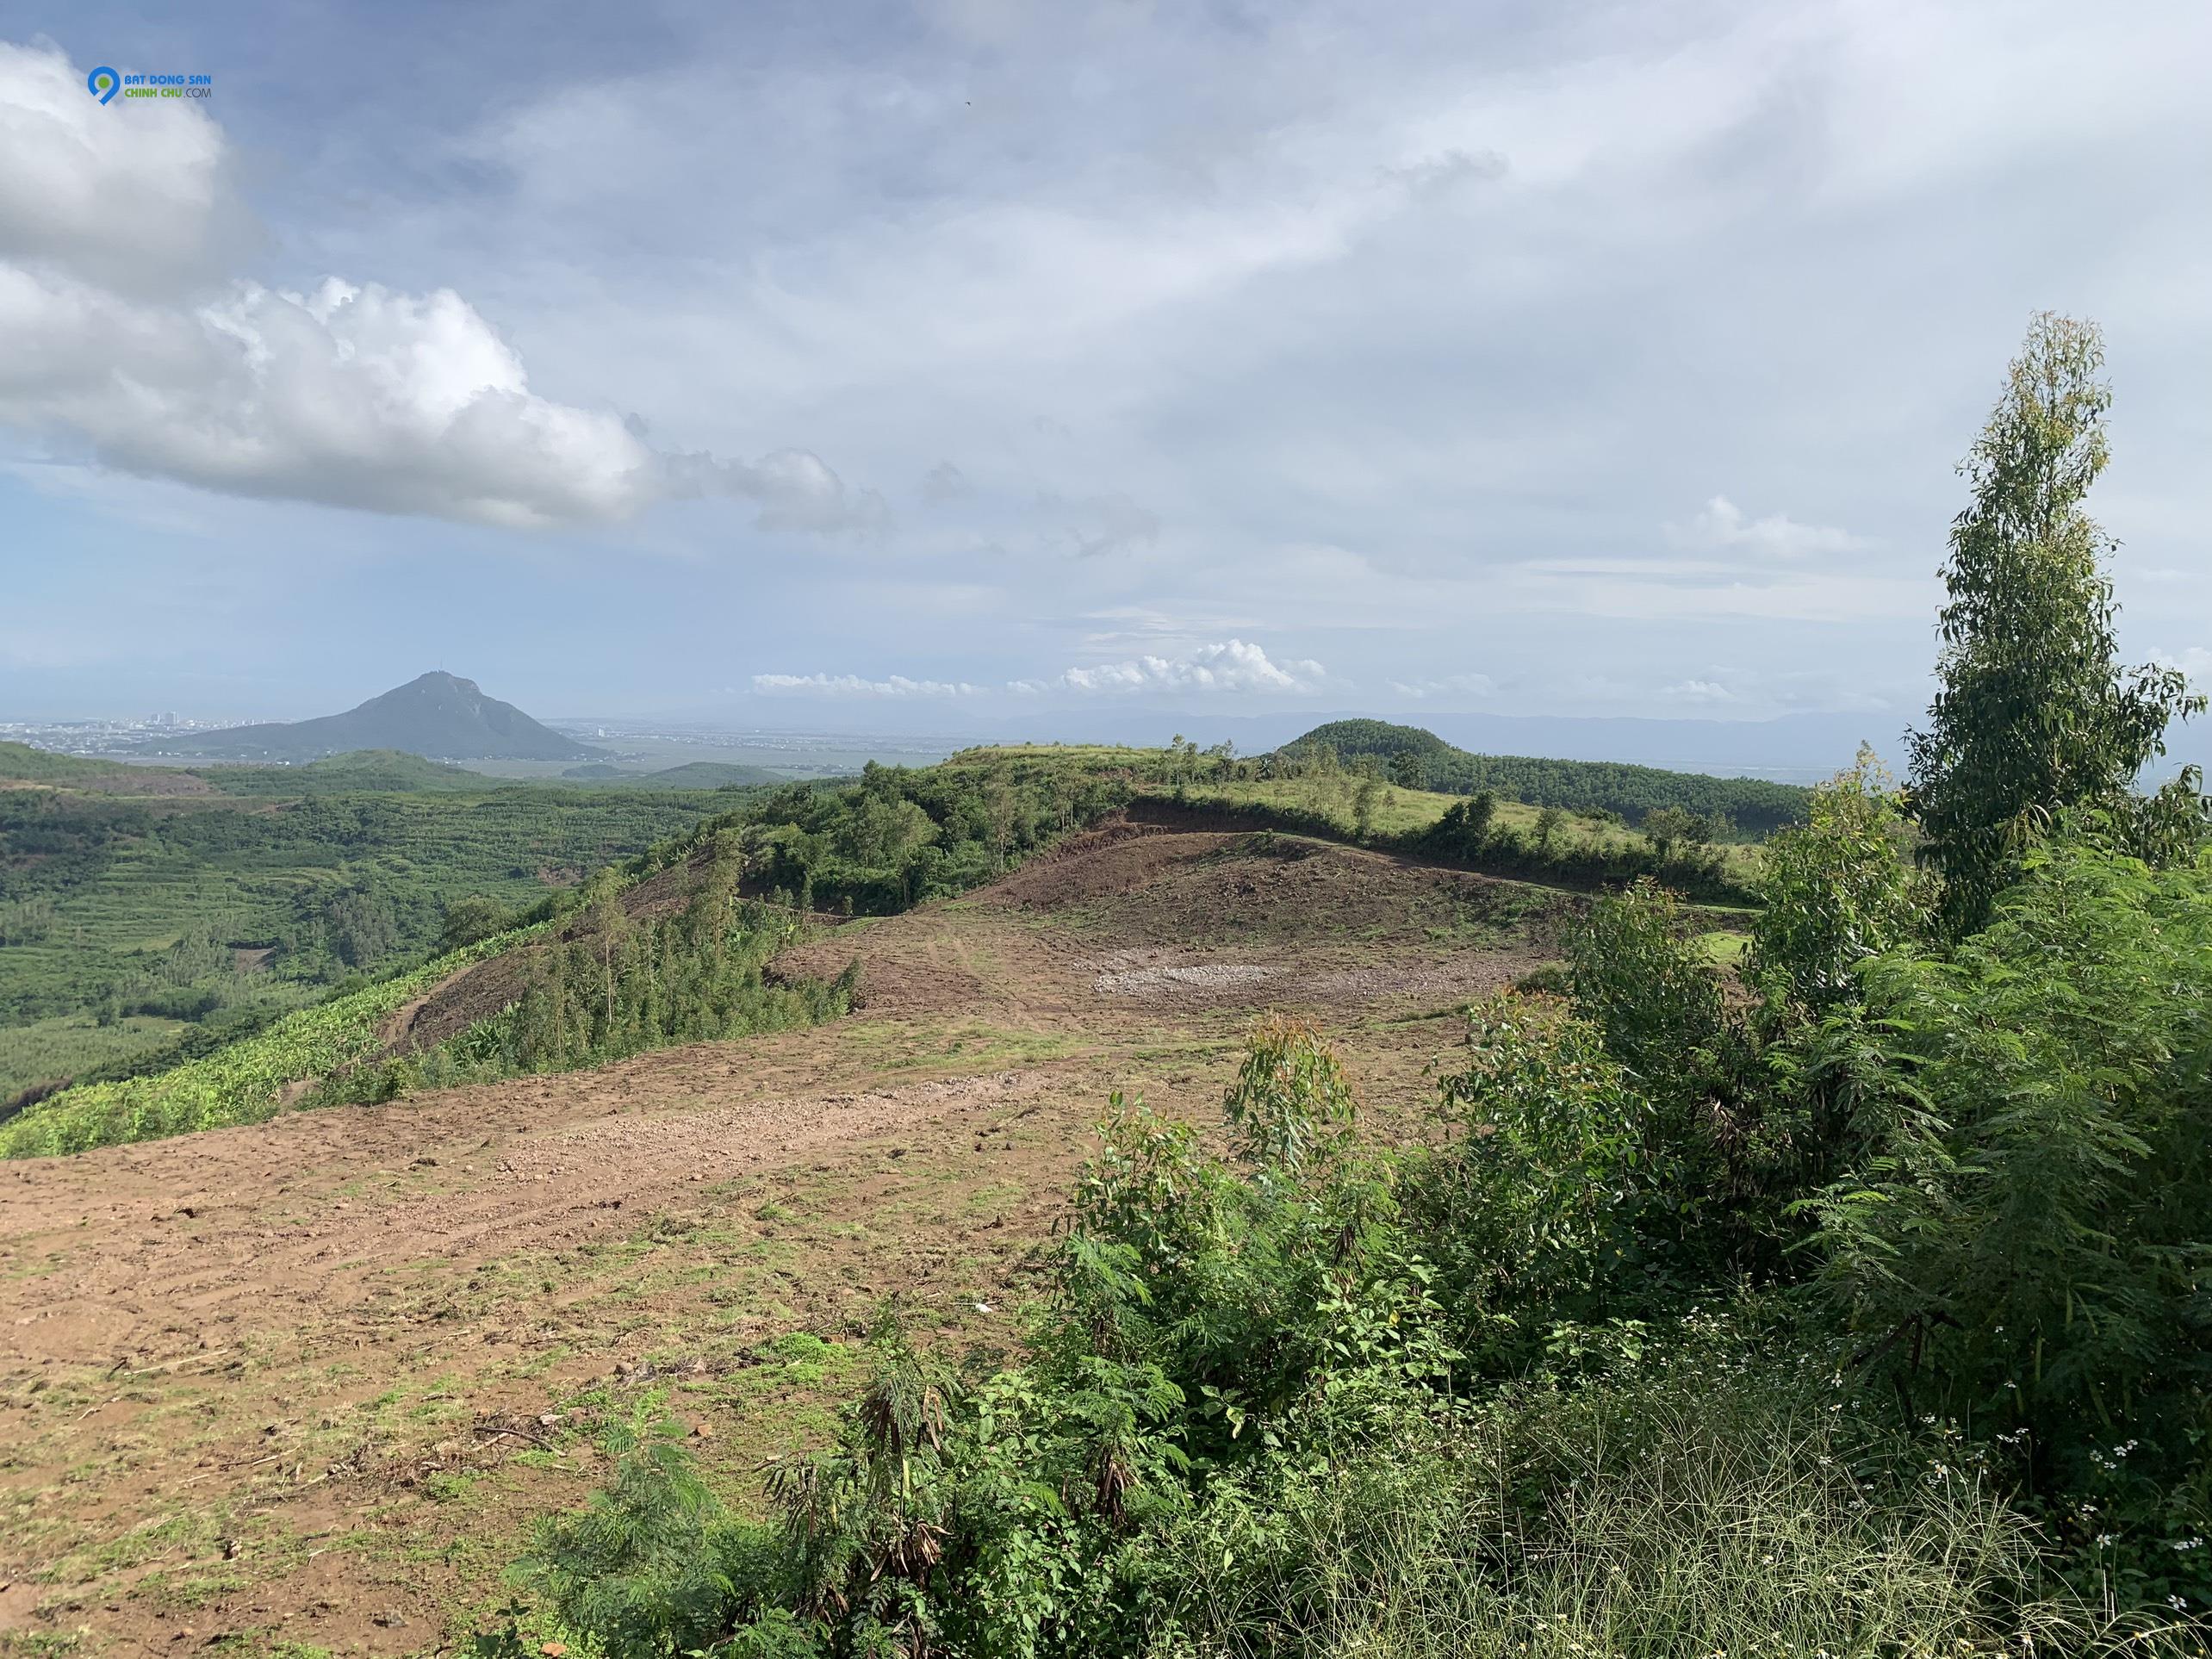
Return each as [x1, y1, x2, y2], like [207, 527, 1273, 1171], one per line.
[0, 41, 248, 294]
[0, 40, 872, 531]
[755, 641, 1327, 701]
[2148, 645, 2212, 681]
[0, 270, 661, 526]
[751, 672, 983, 698]
[1390, 671, 1494, 700]
[1661, 678, 1739, 703]
[1034, 638, 1327, 696]
[1664, 496, 1865, 559]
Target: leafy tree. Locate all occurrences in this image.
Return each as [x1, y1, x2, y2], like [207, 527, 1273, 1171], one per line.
[1749, 749, 1931, 1010]
[438, 895, 516, 952]
[325, 887, 399, 969]
[1567, 879, 1724, 1109]
[1351, 776, 1382, 837]
[1418, 997, 1683, 1370]
[1799, 840, 2212, 1604]
[1907, 312, 2205, 933]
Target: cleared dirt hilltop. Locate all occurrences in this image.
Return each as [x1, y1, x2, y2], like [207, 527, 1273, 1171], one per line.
[0, 829, 1563, 1654]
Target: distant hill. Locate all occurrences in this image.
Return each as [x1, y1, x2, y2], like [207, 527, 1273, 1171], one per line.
[1278, 718, 1811, 834]
[200, 750, 500, 796]
[0, 740, 140, 785]
[0, 741, 213, 796]
[158, 673, 602, 763]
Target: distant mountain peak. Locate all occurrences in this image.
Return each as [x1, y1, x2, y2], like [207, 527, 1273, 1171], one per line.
[154, 674, 601, 764]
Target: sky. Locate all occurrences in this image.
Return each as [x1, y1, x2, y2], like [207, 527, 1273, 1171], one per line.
[0, 0, 2207, 734]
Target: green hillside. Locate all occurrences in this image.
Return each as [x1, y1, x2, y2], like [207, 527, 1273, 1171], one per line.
[0, 740, 115, 782]
[1279, 718, 1811, 834]
[0, 741, 210, 795]
[0, 779, 728, 1102]
[198, 749, 498, 795]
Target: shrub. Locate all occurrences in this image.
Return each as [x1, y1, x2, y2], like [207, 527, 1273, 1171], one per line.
[1798, 838, 2212, 1609]
[489, 1019, 2129, 1657]
[1751, 749, 1932, 1010]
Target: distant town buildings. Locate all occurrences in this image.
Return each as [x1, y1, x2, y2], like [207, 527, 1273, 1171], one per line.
[0, 714, 255, 756]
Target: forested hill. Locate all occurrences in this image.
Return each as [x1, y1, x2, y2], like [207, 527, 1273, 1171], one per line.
[1277, 718, 1811, 833]
[152, 671, 600, 762]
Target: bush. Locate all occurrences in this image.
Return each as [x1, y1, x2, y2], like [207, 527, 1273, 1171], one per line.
[489, 1018, 2134, 1658]
[1798, 837, 2212, 1610]
[1750, 749, 1932, 1010]
[439, 894, 517, 952]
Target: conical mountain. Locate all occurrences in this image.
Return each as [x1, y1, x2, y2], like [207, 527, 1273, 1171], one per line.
[169, 673, 602, 762]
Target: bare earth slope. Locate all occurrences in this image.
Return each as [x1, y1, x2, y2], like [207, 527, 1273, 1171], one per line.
[0, 829, 1562, 1653]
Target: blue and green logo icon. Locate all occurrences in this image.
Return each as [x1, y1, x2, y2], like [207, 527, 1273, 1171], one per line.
[87, 65, 119, 103]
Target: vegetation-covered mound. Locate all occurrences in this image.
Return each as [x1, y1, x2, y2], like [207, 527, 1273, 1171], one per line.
[1277, 717, 1813, 834]
[0, 740, 212, 795]
[199, 749, 498, 794]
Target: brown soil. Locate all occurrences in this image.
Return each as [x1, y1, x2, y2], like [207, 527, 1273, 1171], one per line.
[0, 829, 1563, 1655]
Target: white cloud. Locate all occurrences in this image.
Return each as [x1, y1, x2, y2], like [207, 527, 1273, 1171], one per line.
[0, 270, 660, 526]
[1391, 671, 1494, 700]
[0, 41, 246, 294]
[1376, 148, 1508, 201]
[755, 640, 1326, 701]
[1661, 678, 1740, 704]
[0, 41, 873, 532]
[1664, 496, 1866, 559]
[2148, 645, 2212, 681]
[751, 672, 983, 698]
[1037, 638, 1327, 696]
